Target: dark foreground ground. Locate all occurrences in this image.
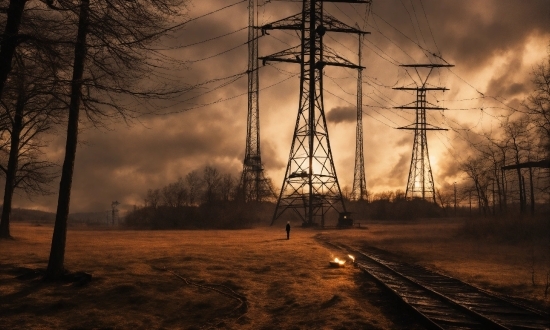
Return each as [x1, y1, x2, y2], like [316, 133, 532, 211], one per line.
[0, 219, 548, 329]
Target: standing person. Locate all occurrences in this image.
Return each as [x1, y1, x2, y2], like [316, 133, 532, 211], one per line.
[286, 221, 291, 240]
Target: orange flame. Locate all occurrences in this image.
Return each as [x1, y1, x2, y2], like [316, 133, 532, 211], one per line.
[333, 257, 345, 265]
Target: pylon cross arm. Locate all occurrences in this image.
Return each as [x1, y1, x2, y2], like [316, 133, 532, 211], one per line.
[260, 13, 303, 33]
[259, 46, 302, 65]
[323, 46, 363, 69]
[322, 14, 370, 34]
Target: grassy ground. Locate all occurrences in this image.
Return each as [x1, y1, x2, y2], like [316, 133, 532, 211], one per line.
[1, 219, 548, 329]
[0, 222, 417, 330]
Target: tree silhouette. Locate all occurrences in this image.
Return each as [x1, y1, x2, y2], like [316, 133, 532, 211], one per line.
[44, 0, 186, 279]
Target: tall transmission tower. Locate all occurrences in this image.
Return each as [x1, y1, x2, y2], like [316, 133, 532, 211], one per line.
[261, 0, 369, 226]
[393, 64, 453, 203]
[240, 0, 272, 202]
[351, 31, 368, 201]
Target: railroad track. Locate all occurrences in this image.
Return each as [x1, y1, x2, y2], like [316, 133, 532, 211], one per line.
[322, 239, 550, 330]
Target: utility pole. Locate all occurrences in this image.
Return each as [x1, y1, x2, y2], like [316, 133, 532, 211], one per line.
[351, 30, 368, 202]
[240, 0, 273, 202]
[261, 0, 370, 226]
[393, 64, 453, 203]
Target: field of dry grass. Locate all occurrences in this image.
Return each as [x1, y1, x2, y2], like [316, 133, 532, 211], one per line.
[1, 222, 419, 330]
[1, 219, 548, 329]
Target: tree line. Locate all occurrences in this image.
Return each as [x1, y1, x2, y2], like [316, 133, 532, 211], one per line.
[124, 165, 274, 229]
[453, 51, 550, 218]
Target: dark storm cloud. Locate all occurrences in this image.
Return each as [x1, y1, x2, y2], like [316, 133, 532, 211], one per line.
[370, 0, 549, 70]
[327, 106, 356, 124]
[260, 140, 286, 172]
[388, 152, 409, 185]
[484, 55, 529, 98]
[421, 0, 548, 70]
[395, 135, 410, 148]
[12, 0, 550, 213]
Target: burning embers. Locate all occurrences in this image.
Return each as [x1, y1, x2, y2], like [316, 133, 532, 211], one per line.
[329, 257, 346, 267]
[329, 255, 355, 268]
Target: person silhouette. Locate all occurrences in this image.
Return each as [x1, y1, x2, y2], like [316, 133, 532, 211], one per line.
[286, 221, 291, 240]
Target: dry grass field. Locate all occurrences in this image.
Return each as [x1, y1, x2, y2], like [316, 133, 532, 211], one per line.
[0, 219, 548, 329]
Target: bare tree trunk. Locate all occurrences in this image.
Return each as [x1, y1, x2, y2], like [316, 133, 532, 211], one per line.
[0, 92, 24, 239]
[517, 167, 525, 214]
[0, 0, 26, 98]
[501, 159, 507, 212]
[493, 164, 502, 214]
[45, 0, 89, 280]
[529, 167, 535, 216]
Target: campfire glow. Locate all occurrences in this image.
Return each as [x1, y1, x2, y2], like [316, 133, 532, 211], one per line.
[348, 255, 355, 263]
[330, 257, 346, 267]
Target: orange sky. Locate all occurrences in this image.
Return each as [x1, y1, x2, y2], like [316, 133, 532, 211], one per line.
[10, 0, 550, 214]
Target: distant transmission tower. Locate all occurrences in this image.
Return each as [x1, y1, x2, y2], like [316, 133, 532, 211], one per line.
[261, 0, 369, 226]
[351, 31, 368, 201]
[393, 64, 453, 203]
[240, 0, 272, 202]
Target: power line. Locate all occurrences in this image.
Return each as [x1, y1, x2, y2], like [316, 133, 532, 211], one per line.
[166, 71, 299, 114]
[170, 27, 248, 50]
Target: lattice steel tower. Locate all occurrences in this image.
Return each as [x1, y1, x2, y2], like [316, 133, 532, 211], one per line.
[240, 0, 272, 202]
[261, 0, 369, 225]
[351, 32, 368, 201]
[393, 64, 453, 203]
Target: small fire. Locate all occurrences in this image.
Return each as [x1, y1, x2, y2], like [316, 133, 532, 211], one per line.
[333, 257, 346, 266]
[348, 255, 355, 263]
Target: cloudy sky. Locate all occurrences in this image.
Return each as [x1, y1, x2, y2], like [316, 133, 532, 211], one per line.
[11, 0, 550, 214]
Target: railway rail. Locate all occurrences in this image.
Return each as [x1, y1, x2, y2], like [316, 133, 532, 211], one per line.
[322, 239, 550, 330]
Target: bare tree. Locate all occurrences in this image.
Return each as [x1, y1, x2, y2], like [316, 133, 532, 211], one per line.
[145, 188, 160, 209]
[461, 157, 491, 215]
[173, 177, 188, 207]
[0, 0, 27, 98]
[0, 49, 62, 238]
[503, 117, 532, 213]
[524, 51, 550, 196]
[161, 178, 187, 207]
[219, 173, 234, 202]
[436, 188, 453, 210]
[524, 52, 550, 154]
[46, 0, 90, 279]
[185, 170, 202, 206]
[203, 166, 221, 204]
[45, 0, 187, 279]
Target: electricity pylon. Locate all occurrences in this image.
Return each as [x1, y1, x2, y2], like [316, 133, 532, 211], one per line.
[240, 0, 272, 202]
[351, 31, 368, 201]
[393, 64, 453, 203]
[261, 0, 369, 226]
